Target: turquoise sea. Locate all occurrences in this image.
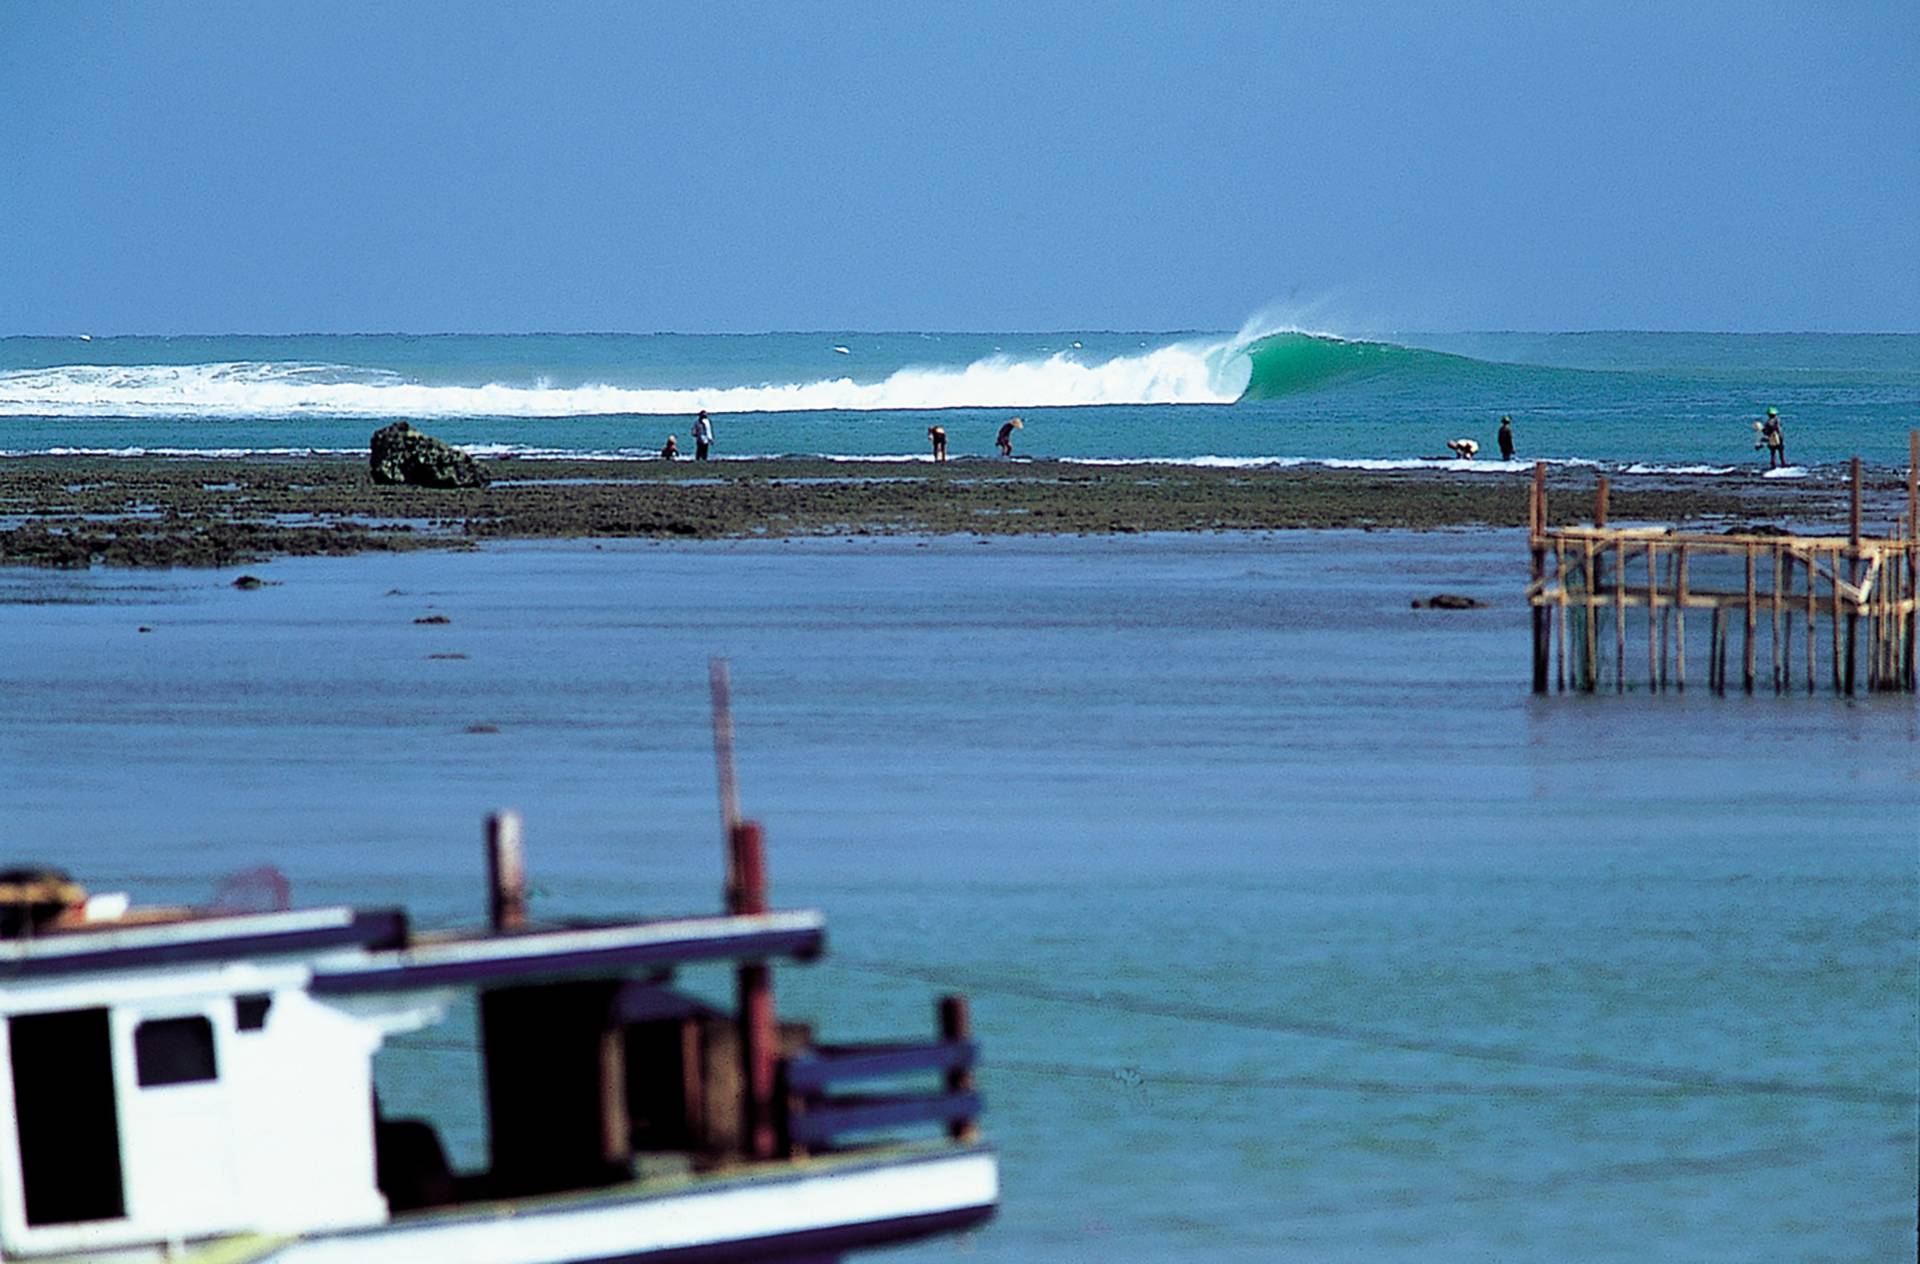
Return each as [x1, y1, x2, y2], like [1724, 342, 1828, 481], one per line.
[0, 532, 1912, 1261]
[1, 330, 1916, 472]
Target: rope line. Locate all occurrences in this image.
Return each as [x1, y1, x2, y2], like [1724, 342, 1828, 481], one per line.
[828, 956, 1906, 1107]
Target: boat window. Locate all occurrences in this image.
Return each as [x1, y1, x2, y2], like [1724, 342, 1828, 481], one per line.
[236, 994, 273, 1031]
[134, 1016, 218, 1086]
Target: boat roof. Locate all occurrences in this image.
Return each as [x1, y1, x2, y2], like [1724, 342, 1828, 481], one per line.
[0, 903, 825, 991]
[0, 906, 406, 981]
[311, 910, 825, 994]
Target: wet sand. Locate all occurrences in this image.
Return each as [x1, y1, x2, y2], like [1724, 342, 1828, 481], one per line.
[0, 454, 1885, 567]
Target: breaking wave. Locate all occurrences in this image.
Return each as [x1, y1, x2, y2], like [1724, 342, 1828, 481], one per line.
[0, 341, 1261, 418]
[1237, 332, 1486, 400]
[0, 328, 1499, 419]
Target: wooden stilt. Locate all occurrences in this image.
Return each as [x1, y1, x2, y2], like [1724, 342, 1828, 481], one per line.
[1723, 605, 1734, 695]
[1590, 478, 1606, 692]
[1720, 607, 1735, 695]
[1831, 547, 1844, 694]
[1614, 540, 1627, 692]
[1530, 469, 1548, 693]
[1555, 540, 1567, 692]
[1909, 431, 1919, 691]
[1806, 548, 1818, 694]
[1770, 546, 1783, 694]
[1646, 542, 1660, 690]
[1743, 545, 1756, 694]
[1583, 538, 1599, 692]
[1675, 545, 1689, 691]
[1873, 553, 1889, 687]
[1720, 605, 1733, 695]
[1846, 460, 1862, 697]
[1659, 547, 1673, 690]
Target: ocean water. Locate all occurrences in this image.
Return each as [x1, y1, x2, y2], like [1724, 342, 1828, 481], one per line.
[0, 533, 1911, 1261]
[0, 330, 1915, 473]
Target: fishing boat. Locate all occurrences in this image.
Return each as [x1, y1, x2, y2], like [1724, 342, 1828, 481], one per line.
[0, 806, 995, 1263]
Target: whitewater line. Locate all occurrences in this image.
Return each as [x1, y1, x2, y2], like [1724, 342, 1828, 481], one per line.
[0, 340, 1252, 418]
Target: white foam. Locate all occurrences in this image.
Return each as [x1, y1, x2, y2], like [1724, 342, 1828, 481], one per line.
[0, 341, 1254, 419]
[0, 447, 1747, 476]
[1760, 465, 1810, 479]
[1622, 463, 1736, 476]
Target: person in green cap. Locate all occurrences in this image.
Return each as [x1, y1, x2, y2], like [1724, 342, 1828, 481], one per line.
[1756, 407, 1786, 469]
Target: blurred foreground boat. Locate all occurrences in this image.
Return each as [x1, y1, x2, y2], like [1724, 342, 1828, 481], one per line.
[0, 772, 993, 1263]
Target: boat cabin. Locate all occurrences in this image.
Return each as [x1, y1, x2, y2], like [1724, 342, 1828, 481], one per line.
[0, 818, 994, 1263]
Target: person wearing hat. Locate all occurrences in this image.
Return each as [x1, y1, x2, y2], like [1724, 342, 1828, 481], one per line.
[996, 416, 1023, 457]
[1757, 407, 1785, 469]
[1497, 415, 1515, 461]
[693, 410, 714, 461]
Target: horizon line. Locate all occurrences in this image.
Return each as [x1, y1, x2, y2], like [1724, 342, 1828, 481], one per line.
[3, 327, 1918, 341]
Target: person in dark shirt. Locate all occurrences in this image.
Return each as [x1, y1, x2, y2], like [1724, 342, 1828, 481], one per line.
[1498, 415, 1515, 461]
[928, 425, 947, 462]
[661, 434, 679, 460]
[996, 417, 1023, 457]
[1757, 408, 1785, 468]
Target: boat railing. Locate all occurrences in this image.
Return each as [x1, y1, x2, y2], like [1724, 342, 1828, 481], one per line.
[781, 995, 982, 1152]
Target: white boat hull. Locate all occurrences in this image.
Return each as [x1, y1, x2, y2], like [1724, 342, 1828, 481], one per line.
[239, 1147, 996, 1264]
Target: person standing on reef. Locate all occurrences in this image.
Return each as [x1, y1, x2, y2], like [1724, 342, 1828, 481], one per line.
[996, 416, 1023, 458]
[1498, 415, 1516, 461]
[928, 425, 947, 462]
[661, 434, 679, 460]
[693, 410, 714, 461]
[1757, 407, 1786, 468]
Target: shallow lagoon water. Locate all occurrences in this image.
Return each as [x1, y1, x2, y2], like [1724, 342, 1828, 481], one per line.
[0, 533, 1912, 1261]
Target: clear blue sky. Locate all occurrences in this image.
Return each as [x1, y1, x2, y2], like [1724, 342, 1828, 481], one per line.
[2, 2, 1915, 334]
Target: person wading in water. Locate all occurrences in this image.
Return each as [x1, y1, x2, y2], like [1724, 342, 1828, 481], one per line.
[996, 417, 1023, 457]
[693, 410, 714, 460]
[1498, 415, 1515, 461]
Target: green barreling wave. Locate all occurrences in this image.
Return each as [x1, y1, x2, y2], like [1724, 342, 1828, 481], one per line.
[1237, 332, 1488, 401]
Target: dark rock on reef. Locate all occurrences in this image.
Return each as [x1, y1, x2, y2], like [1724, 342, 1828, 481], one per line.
[1723, 523, 1794, 537]
[232, 574, 265, 589]
[369, 422, 489, 489]
[414, 613, 451, 625]
[1412, 593, 1489, 610]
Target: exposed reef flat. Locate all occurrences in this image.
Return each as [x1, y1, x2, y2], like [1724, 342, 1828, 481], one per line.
[0, 454, 1889, 568]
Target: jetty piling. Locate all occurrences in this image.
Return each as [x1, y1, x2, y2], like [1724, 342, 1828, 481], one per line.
[1526, 436, 1920, 696]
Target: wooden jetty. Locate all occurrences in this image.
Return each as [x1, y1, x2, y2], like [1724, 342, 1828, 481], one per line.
[1528, 433, 1920, 696]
